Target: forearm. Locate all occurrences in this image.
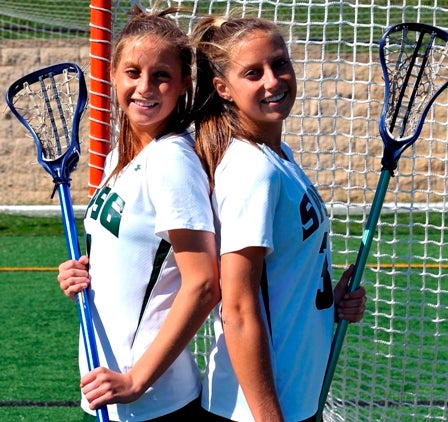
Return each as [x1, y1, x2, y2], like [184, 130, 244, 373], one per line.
[80, 282, 218, 408]
[128, 230, 219, 395]
[222, 309, 284, 422]
[219, 248, 284, 421]
[129, 279, 218, 394]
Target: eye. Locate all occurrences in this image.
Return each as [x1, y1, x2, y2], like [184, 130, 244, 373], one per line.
[273, 58, 290, 70]
[125, 68, 140, 78]
[244, 68, 262, 80]
[154, 70, 171, 81]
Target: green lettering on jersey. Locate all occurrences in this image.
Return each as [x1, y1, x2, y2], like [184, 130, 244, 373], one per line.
[89, 186, 110, 220]
[86, 186, 125, 238]
[100, 192, 125, 237]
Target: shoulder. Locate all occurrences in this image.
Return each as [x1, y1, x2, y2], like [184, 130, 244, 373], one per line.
[153, 131, 195, 153]
[215, 139, 280, 195]
[146, 131, 200, 167]
[225, 138, 262, 156]
[220, 138, 273, 169]
[219, 138, 278, 175]
[146, 131, 209, 188]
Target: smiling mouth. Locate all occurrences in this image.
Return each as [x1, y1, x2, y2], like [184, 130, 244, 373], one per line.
[133, 100, 158, 107]
[262, 92, 286, 104]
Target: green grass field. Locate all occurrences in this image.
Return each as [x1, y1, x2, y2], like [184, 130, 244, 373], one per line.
[1, 212, 447, 421]
[0, 215, 85, 421]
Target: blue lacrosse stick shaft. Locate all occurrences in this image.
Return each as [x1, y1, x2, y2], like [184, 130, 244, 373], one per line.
[316, 169, 391, 421]
[57, 182, 109, 422]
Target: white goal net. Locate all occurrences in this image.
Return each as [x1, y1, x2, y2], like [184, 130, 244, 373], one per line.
[1, 1, 447, 421]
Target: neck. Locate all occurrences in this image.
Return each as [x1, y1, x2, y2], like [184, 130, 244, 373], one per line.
[267, 142, 282, 152]
[239, 114, 283, 146]
[268, 143, 287, 159]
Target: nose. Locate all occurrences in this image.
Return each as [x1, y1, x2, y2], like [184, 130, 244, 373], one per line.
[137, 74, 153, 96]
[264, 66, 280, 89]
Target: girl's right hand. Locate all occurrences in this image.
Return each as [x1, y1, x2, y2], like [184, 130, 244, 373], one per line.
[57, 255, 90, 300]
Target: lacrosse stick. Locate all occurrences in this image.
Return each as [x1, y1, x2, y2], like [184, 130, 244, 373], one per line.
[5, 63, 109, 422]
[316, 22, 448, 420]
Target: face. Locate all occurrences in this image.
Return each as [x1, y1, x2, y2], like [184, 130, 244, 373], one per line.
[111, 35, 189, 144]
[214, 31, 297, 142]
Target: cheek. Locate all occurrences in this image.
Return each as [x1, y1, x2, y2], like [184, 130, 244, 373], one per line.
[164, 83, 187, 104]
[114, 87, 131, 109]
[115, 79, 134, 96]
[233, 93, 257, 111]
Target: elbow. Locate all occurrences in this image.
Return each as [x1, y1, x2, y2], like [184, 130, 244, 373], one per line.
[205, 275, 221, 308]
[220, 298, 263, 332]
[220, 304, 249, 329]
[195, 272, 221, 311]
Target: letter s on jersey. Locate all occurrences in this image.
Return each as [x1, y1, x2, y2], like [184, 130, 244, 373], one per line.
[299, 189, 333, 311]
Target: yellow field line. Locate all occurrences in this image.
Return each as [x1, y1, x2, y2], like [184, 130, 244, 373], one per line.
[0, 267, 58, 272]
[1, 264, 447, 272]
[332, 263, 447, 269]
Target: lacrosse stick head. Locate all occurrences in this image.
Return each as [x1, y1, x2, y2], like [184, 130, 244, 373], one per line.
[5, 62, 87, 185]
[379, 22, 448, 173]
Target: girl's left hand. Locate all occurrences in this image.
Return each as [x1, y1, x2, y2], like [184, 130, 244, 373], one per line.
[333, 264, 367, 323]
[80, 367, 141, 409]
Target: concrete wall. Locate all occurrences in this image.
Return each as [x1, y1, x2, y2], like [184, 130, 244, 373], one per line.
[0, 42, 91, 206]
[1, 44, 446, 207]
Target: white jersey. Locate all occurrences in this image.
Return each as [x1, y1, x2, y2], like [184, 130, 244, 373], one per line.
[201, 139, 335, 422]
[81, 132, 214, 421]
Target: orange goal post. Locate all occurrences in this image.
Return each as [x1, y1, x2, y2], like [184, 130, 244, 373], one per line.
[89, 0, 112, 196]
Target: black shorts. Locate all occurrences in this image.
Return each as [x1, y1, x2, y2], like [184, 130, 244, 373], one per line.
[84, 402, 323, 421]
[83, 397, 214, 421]
[196, 410, 323, 422]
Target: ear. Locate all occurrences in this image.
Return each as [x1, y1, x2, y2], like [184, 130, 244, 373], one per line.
[110, 70, 116, 89]
[213, 77, 233, 102]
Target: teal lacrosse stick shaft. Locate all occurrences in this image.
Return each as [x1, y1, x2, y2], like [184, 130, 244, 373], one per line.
[315, 21, 448, 422]
[316, 169, 391, 421]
